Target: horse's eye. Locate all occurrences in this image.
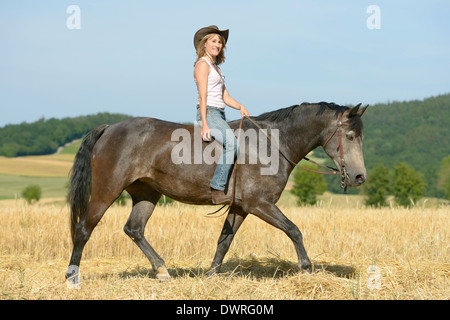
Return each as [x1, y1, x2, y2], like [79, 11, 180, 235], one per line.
[346, 134, 354, 141]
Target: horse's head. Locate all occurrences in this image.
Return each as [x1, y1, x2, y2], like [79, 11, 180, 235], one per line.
[322, 103, 368, 189]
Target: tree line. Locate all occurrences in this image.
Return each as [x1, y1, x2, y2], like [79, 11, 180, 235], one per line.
[0, 113, 131, 157]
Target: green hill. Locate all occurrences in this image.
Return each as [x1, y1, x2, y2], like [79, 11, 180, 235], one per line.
[363, 94, 449, 197]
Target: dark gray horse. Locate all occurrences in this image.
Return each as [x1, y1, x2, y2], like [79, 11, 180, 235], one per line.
[65, 102, 367, 287]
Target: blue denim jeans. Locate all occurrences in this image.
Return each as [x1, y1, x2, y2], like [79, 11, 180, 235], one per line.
[196, 106, 238, 191]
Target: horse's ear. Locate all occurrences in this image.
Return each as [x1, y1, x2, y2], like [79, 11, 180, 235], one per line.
[348, 103, 362, 116]
[358, 104, 369, 117]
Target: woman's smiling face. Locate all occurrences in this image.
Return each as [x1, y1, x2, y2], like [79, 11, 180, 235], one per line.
[204, 34, 223, 59]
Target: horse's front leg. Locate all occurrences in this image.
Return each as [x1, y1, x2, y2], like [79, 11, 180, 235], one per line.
[207, 206, 247, 276]
[244, 201, 312, 273]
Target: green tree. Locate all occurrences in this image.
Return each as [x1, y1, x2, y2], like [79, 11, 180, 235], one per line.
[437, 155, 450, 200]
[21, 184, 42, 204]
[392, 163, 425, 207]
[290, 164, 327, 205]
[362, 164, 391, 207]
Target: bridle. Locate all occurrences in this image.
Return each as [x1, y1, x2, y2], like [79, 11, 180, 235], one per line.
[320, 112, 351, 191]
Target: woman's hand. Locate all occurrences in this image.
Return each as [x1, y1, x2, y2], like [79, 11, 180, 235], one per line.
[202, 124, 211, 141]
[240, 105, 250, 118]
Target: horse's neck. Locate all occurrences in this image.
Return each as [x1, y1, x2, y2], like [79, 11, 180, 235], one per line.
[277, 107, 328, 164]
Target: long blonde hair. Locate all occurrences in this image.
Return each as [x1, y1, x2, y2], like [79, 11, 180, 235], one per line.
[195, 33, 226, 65]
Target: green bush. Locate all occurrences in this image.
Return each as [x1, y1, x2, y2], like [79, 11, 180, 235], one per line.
[115, 191, 129, 206]
[362, 164, 391, 207]
[290, 164, 327, 205]
[22, 184, 42, 204]
[392, 163, 425, 207]
[158, 195, 174, 206]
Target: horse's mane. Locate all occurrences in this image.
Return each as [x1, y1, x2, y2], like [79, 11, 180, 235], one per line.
[311, 102, 348, 117]
[253, 102, 346, 121]
[252, 104, 299, 122]
[252, 102, 363, 135]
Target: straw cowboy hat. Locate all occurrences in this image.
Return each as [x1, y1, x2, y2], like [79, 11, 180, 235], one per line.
[193, 25, 229, 50]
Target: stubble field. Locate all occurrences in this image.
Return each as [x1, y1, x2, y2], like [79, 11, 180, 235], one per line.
[0, 197, 448, 300]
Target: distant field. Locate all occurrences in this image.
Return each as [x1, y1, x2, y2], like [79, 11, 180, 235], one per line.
[0, 174, 68, 200]
[0, 143, 75, 200]
[0, 155, 73, 177]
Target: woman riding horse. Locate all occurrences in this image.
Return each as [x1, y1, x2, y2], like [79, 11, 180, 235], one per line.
[193, 25, 250, 204]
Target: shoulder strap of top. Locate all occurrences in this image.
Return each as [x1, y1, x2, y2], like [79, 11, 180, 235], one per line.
[195, 57, 223, 78]
[195, 56, 212, 68]
[201, 57, 212, 67]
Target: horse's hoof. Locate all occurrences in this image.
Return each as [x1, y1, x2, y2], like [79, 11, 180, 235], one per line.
[301, 264, 313, 274]
[66, 265, 81, 289]
[205, 269, 217, 278]
[156, 267, 171, 282]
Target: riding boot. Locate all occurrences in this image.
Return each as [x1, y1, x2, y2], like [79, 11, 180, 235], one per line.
[211, 188, 231, 205]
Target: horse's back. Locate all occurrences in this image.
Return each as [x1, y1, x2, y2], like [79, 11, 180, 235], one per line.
[90, 117, 214, 204]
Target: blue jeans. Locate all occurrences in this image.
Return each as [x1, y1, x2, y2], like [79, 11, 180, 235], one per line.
[196, 106, 238, 191]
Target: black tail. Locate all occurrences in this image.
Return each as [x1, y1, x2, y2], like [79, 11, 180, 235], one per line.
[67, 124, 109, 244]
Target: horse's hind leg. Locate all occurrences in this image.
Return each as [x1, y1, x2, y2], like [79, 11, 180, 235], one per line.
[123, 182, 170, 281]
[66, 197, 115, 289]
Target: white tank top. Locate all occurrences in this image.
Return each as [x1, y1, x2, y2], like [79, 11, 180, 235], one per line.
[195, 57, 225, 109]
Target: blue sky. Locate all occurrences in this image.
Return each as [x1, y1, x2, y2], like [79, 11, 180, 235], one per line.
[1, 0, 449, 127]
